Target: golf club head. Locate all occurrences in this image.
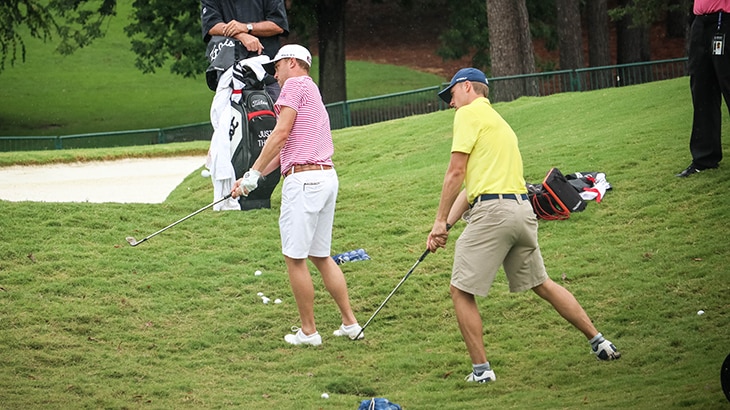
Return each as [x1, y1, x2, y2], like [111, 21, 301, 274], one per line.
[126, 236, 143, 247]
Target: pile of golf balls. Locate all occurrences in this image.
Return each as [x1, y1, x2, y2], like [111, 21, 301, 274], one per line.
[332, 248, 370, 265]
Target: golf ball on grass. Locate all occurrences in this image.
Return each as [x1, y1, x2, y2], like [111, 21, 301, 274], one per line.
[274, 299, 282, 304]
[697, 310, 705, 315]
[201, 169, 211, 178]
[262, 297, 270, 304]
[321, 393, 329, 399]
[254, 270, 262, 276]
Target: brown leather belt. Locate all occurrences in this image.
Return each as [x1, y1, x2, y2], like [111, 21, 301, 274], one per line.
[285, 164, 333, 177]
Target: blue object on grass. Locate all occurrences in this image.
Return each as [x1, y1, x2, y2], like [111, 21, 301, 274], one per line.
[332, 248, 370, 265]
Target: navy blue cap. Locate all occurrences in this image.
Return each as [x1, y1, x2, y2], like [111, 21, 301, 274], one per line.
[438, 68, 489, 103]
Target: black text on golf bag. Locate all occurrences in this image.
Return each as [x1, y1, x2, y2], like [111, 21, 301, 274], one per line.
[229, 89, 281, 210]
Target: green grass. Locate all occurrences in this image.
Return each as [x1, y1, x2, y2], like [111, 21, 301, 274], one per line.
[0, 1, 445, 137]
[1, 77, 729, 409]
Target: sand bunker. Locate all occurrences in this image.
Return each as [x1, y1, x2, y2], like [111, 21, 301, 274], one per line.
[0, 156, 206, 204]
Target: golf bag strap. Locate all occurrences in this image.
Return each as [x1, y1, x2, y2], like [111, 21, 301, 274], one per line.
[247, 109, 275, 121]
[531, 192, 569, 220]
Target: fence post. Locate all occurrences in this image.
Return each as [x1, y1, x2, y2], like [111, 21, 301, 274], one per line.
[343, 101, 352, 128]
[55, 136, 62, 150]
[569, 69, 582, 92]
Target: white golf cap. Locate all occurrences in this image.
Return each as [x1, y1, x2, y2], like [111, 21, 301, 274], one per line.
[263, 44, 312, 75]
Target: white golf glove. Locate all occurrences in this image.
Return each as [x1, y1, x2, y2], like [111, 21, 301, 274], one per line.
[241, 169, 262, 195]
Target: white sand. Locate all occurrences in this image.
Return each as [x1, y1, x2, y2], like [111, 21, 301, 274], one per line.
[0, 156, 206, 204]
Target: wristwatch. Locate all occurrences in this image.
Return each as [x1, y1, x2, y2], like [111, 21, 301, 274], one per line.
[246, 23, 254, 33]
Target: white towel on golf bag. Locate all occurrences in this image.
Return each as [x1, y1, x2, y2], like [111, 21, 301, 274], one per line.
[207, 67, 240, 211]
[579, 172, 610, 203]
[206, 56, 271, 211]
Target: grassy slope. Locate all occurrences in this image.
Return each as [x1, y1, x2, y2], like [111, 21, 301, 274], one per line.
[0, 77, 728, 409]
[0, 1, 445, 137]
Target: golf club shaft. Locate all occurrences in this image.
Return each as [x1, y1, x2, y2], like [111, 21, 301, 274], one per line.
[356, 248, 430, 337]
[135, 193, 232, 244]
[355, 224, 452, 339]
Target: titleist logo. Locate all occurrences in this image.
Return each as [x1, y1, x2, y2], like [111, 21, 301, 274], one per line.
[250, 97, 269, 108]
[209, 38, 236, 61]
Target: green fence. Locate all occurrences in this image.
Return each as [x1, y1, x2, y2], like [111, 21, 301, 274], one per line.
[326, 58, 687, 129]
[0, 58, 687, 151]
[486, 58, 688, 103]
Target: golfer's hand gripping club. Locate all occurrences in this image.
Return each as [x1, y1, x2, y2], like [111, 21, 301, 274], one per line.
[232, 169, 261, 198]
[242, 169, 261, 193]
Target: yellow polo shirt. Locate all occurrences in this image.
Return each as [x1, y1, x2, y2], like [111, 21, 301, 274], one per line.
[451, 97, 527, 204]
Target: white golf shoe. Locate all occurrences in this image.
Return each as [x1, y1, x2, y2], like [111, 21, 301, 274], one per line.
[465, 369, 496, 383]
[284, 327, 322, 346]
[333, 323, 364, 340]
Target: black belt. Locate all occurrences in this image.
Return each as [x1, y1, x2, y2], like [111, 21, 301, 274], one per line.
[472, 193, 529, 206]
[696, 11, 730, 20]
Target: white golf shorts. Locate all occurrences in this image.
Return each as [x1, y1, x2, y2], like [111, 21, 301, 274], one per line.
[279, 168, 338, 259]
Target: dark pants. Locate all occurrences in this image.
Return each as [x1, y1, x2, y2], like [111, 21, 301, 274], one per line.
[688, 13, 730, 169]
[264, 75, 281, 102]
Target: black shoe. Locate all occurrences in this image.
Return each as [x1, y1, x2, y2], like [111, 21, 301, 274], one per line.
[676, 165, 702, 178]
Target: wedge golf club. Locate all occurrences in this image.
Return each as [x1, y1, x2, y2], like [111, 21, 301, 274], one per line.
[126, 193, 232, 247]
[355, 224, 451, 340]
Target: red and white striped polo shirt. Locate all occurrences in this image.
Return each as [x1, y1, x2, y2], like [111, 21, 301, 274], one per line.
[275, 75, 334, 175]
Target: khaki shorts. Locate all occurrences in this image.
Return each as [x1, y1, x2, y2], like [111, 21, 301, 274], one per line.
[451, 196, 548, 296]
[279, 169, 338, 259]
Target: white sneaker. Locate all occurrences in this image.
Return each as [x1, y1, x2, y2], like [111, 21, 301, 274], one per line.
[333, 323, 364, 340]
[465, 369, 496, 383]
[284, 327, 322, 346]
[593, 339, 621, 360]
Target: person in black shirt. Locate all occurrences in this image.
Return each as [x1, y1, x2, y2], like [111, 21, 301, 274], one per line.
[201, 0, 289, 99]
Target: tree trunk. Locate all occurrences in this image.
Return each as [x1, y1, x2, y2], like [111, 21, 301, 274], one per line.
[615, 0, 652, 86]
[615, 0, 650, 64]
[666, 0, 691, 38]
[586, 0, 611, 67]
[316, 0, 347, 104]
[616, 17, 642, 64]
[556, 0, 584, 70]
[585, 0, 613, 88]
[486, 0, 537, 102]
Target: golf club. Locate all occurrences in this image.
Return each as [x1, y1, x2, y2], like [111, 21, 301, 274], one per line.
[126, 193, 232, 247]
[354, 224, 451, 340]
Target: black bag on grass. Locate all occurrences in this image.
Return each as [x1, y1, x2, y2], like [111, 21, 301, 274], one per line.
[528, 167, 586, 220]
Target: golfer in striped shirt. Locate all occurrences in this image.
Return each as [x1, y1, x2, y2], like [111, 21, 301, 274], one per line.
[232, 44, 363, 346]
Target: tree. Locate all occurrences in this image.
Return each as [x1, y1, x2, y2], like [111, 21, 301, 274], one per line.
[486, 0, 537, 101]
[437, 0, 560, 73]
[610, 0, 681, 65]
[316, 0, 346, 103]
[124, 0, 205, 78]
[585, 0, 612, 88]
[437, 0, 490, 69]
[555, 0, 583, 70]
[586, 0, 610, 67]
[0, 0, 116, 74]
[666, 0, 691, 39]
[614, 0, 650, 65]
[259, 0, 348, 103]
